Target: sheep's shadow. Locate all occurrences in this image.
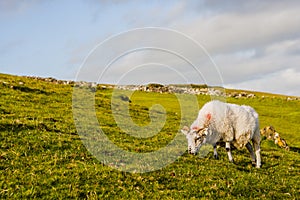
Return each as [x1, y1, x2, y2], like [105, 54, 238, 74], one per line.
[260, 163, 279, 169]
[234, 162, 279, 172]
[289, 147, 300, 153]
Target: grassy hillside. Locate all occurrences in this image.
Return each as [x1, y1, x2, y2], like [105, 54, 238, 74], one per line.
[0, 73, 299, 199]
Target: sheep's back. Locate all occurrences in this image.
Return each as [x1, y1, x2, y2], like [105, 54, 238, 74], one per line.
[192, 101, 258, 148]
[230, 105, 256, 148]
[197, 101, 235, 143]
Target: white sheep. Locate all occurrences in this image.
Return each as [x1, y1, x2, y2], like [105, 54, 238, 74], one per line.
[181, 100, 261, 168]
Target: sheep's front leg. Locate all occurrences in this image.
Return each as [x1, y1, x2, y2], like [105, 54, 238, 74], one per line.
[225, 142, 234, 163]
[213, 144, 218, 159]
[246, 142, 256, 166]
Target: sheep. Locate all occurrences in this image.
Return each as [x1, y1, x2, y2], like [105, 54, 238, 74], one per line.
[181, 100, 261, 168]
[260, 125, 277, 140]
[260, 126, 290, 150]
[274, 133, 290, 150]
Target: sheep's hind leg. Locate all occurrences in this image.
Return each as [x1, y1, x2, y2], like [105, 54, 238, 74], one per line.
[246, 142, 256, 166]
[225, 142, 234, 163]
[213, 144, 218, 159]
[253, 140, 261, 168]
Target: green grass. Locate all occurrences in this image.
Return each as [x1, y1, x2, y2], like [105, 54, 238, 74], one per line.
[0, 73, 299, 199]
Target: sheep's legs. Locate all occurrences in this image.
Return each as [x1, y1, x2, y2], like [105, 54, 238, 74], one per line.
[253, 141, 261, 168]
[246, 142, 256, 166]
[225, 142, 234, 163]
[213, 144, 218, 159]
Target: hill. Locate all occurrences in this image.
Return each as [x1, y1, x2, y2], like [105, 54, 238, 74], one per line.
[0, 73, 299, 199]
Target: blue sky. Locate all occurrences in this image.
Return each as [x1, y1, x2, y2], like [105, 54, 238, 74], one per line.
[1, 0, 300, 96]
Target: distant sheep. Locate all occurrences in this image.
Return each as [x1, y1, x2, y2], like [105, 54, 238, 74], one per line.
[274, 133, 290, 150]
[260, 126, 277, 140]
[260, 126, 290, 150]
[181, 100, 261, 168]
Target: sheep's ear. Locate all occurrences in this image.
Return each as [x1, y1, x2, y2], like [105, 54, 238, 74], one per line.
[206, 113, 212, 120]
[181, 126, 190, 135]
[204, 113, 212, 127]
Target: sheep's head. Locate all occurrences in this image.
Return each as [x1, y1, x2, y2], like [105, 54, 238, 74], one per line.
[261, 126, 277, 140]
[181, 126, 208, 155]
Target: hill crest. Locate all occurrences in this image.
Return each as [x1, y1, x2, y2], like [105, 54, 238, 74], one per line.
[1, 73, 299, 101]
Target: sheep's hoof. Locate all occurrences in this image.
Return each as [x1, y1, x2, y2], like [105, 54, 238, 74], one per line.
[229, 159, 235, 163]
[214, 155, 219, 159]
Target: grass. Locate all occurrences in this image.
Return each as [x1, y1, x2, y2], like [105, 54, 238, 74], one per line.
[0, 73, 299, 199]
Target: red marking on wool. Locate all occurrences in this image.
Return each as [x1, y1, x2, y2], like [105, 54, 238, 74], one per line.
[206, 113, 212, 120]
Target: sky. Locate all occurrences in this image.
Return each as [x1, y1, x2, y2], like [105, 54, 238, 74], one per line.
[1, 0, 300, 96]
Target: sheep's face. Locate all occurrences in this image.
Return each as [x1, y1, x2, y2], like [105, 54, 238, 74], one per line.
[181, 126, 208, 155]
[261, 126, 277, 140]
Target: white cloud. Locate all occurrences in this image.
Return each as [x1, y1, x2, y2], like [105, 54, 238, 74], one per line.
[225, 68, 300, 96]
[74, 27, 223, 86]
[179, 6, 300, 55]
[214, 38, 300, 84]
[70, 1, 300, 96]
